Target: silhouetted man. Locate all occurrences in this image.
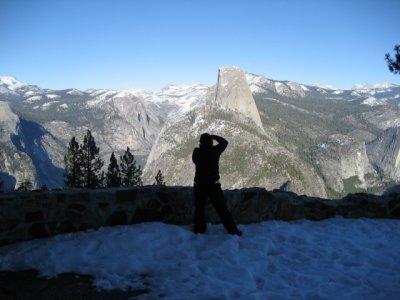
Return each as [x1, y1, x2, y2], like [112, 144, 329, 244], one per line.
[192, 133, 242, 236]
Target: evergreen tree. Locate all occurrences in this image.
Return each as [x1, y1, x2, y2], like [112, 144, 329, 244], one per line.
[106, 152, 121, 187]
[154, 169, 166, 185]
[99, 171, 106, 188]
[16, 180, 33, 192]
[80, 130, 104, 188]
[120, 147, 142, 186]
[64, 136, 83, 188]
[385, 45, 400, 74]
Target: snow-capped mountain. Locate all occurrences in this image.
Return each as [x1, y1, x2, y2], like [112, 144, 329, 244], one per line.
[0, 69, 399, 197]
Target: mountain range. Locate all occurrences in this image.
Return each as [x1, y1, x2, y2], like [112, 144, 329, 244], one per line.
[0, 67, 399, 198]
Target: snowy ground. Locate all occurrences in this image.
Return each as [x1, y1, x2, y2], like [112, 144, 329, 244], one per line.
[1, 218, 399, 300]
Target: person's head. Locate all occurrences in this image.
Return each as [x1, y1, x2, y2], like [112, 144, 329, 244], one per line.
[199, 133, 212, 148]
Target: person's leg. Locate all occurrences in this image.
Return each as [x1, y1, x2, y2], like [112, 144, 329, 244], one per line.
[209, 184, 241, 235]
[193, 184, 207, 233]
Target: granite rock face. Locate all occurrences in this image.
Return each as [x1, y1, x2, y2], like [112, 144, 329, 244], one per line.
[0, 102, 36, 190]
[367, 127, 400, 181]
[314, 134, 381, 194]
[0, 186, 398, 246]
[213, 67, 264, 131]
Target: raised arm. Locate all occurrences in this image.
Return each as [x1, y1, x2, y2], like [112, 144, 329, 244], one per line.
[211, 134, 228, 153]
[192, 147, 199, 164]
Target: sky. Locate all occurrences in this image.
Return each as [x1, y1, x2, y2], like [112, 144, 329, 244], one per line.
[0, 0, 399, 91]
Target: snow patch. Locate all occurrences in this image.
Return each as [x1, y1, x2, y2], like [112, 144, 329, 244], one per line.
[89, 89, 113, 97]
[41, 101, 59, 110]
[24, 91, 37, 97]
[332, 90, 344, 95]
[96, 90, 118, 100]
[300, 84, 309, 91]
[25, 95, 43, 103]
[67, 89, 84, 96]
[87, 98, 105, 107]
[361, 97, 384, 106]
[45, 94, 60, 99]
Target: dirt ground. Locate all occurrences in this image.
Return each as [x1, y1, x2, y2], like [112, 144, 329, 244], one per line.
[0, 270, 148, 300]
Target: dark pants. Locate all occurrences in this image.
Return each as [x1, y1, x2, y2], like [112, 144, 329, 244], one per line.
[193, 183, 239, 234]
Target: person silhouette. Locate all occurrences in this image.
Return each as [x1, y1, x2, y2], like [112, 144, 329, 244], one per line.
[192, 133, 242, 236]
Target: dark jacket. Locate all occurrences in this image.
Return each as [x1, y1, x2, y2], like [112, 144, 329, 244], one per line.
[192, 135, 228, 185]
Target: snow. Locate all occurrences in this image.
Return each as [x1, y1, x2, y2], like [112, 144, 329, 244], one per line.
[140, 84, 208, 114]
[300, 84, 309, 91]
[67, 89, 84, 96]
[245, 73, 272, 94]
[361, 97, 384, 106]
[25, 95, 43, 102]
[41, 101, 59, 110]
[24, 91, 37, 97]
[87, 99, 104, 107]
[59, 103, 68, 109]
[0, 218, 399, 299]
[311, 83, 338, 90]
[332, 90, 344, 95]
[89, 89, 114, 97]
[0, 76, 26, 90]
[0, 86, 18, 95]
[96, 90, 118, 100]
[45, 94, 60, 99]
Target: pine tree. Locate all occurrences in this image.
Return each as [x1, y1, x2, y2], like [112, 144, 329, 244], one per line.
[120, 147, 142, 186]
[154, 170, 166, 185]
[106, 152, 121, 187]
[80, 130, 104, 188]
[64, 136, 83, 188]
[385, 45, 400, 74]
[99, 171, 106, 188]
[16, 180, 33, 192]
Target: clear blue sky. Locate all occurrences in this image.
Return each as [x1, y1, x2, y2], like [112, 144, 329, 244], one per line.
[1, 0, 399, 90]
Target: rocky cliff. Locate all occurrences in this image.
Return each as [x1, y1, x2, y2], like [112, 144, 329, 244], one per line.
[367, 127, 400, 181]
[0, 102, 36, 190]
[313, 134, 382, 194]
[213, 67, 264, 131]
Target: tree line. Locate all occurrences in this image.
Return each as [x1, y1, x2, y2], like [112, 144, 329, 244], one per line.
[64, 129, 165, 189]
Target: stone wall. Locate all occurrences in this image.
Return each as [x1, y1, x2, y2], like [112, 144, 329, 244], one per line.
[1, 186, 400, 246]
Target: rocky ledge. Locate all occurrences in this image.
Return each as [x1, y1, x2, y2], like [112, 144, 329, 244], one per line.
[0, 186, 399, 246]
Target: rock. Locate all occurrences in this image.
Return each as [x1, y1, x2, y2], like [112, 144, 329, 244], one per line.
[213, 67, 264, 131]
[367, 126, 400, 181]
